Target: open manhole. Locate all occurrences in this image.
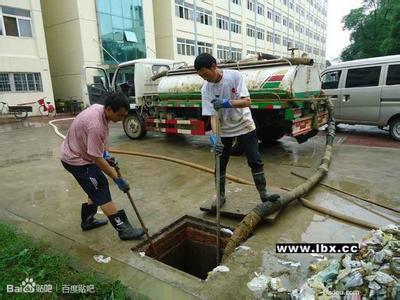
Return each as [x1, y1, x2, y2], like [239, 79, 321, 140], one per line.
[132, 215, 233, 280]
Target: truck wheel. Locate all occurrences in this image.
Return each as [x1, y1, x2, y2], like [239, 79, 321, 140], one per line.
[123, 113, 147, 139]
[258, 127, 285, 144]
[389, 117, 400, 141]
[230, 137, 244, 156]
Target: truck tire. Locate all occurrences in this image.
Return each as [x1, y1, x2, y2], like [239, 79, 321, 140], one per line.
[389, 117, 400, 142]
[123, 113, 147, 139]
[258, 127, 285, 144]
[230, 137, 244, 156]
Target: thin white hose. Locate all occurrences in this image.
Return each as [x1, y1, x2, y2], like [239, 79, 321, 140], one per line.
[48, 118, 75, 139]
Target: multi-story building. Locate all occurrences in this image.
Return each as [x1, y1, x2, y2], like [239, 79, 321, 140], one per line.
[0, 0, 54, 114]
[41, 0, 156, 102]
[153, 0, 327, 68]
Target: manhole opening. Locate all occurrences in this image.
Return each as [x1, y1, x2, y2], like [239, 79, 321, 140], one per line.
[132, 216, 232, 280]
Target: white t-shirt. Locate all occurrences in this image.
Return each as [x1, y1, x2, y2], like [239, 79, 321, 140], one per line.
[201, 69, 256, 137]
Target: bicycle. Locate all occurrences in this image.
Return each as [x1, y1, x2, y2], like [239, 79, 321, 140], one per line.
[37, 97, 56, 117]
[0, 101, 32, 121]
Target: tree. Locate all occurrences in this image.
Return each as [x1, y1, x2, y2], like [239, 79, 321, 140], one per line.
[340, 0, 400, 61]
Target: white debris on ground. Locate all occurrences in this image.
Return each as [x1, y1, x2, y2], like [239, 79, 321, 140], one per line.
[235, 245, 251, 251]
[221, 228, 234, 236]
[93, 255, 111, 264]
[278, 259, 301, 268]
[247, 224, 400, 299]
[211, 265, 230, 273]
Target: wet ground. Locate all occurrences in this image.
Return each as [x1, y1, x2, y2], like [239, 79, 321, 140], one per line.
[0, 118, 399, 299]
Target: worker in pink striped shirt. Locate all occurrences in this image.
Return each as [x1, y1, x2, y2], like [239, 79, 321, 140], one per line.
[61, 92, 144, 240]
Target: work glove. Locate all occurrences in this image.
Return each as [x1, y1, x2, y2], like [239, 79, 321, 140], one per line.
[103, 151, 119, 168]
[211, 98, 233, 110]
[103, 150, 111, 160]
[209, 134, 224, 156]
[113, 177, 130, 193]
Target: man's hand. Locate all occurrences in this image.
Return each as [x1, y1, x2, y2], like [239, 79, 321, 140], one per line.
[113, 177, 130, 193]
[209, 134, 224, 156]
[211, 98, 233, 110]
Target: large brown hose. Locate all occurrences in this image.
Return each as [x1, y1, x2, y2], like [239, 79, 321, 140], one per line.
[221, 99, 336, 261]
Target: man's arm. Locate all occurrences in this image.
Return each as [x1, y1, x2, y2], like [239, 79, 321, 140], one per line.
[230, 97, 251, 108]
[92, 156, 118, 179]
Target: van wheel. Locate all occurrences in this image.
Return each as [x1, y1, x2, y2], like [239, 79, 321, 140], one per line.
[389, 117, 400, 141]
[123, 113, 147, 139]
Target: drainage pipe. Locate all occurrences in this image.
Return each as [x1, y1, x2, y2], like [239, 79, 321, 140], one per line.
[221, 99, 336, 261]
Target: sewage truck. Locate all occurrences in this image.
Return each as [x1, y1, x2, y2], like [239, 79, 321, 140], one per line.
[83, 55, 328, 153]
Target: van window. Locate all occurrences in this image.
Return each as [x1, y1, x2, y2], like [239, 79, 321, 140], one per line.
[387, 64, 400, 85]
[345, 66, 381, 88]
[152, 65, 170, 75]
[321, 70, 341, 89]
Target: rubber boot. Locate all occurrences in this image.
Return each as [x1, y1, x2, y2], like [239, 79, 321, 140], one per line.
[81, 203, 108, 231]
[108, 209, 145, 240]
[211, 175, 227, 210]
[252, 170, 280, 203]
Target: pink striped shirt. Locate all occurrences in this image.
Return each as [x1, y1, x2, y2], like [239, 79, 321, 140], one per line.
[61, 104, 109, 165]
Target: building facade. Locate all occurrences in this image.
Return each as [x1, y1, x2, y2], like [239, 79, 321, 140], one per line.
[0, 0, 54, 115]
[153, 0, 328, 68]
[41, 0, 156, 102]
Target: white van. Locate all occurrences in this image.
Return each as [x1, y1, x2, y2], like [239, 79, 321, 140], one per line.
[321, 55, 400, 141]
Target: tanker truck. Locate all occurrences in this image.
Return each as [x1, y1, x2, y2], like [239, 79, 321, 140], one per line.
[82, 55, 328, 153]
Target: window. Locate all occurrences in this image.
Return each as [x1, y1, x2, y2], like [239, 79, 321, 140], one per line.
[321, 70, 342, 89]
[231, 19, 241, 34]
[247, 24, 255, 37]
[232, 0, 241, 4]
[177, 38, 195, 56]
[288, 20, 294, 29]
[216, 14, 229, 30]
[274, 12, 281, 23]
[257, 28, 264, 40]
[345, 67, 381, 88]
[282, 37, 288, 47]
[274, 34, 281, 44]
[289, 1, 294, 9]
[247, 0, 256, 12]
[196, 8, 212, 26]
[386, 65, 400, 85]
[3, 73, 42, 92]
[197, 41, 213, 55]
[1, 6, 32, 37]
[217, 45, 242, 60]
[283, 16, 288, 26]
[0, 73, 11, 91]
[257, 3, 264, 15]
[152, 65, 170, 76]
[175, 0, 193, 20]
[267, 31, 273, 42]
[267, 9, 273, 19]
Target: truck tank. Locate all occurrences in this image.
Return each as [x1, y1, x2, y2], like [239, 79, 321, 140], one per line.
[157, 60, 322, 100]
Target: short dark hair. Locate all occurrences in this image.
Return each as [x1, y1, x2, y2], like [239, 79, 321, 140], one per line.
[194, 53, 217, 70]
[104, 92, 129, 112]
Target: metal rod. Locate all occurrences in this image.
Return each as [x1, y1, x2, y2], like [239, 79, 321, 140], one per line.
[115, 167, 160, 259]
[215, 108, 222, 265]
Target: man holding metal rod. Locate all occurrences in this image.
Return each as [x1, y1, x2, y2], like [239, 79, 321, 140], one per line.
[194, 53, 280, 209]
[60, 92, 144, 240]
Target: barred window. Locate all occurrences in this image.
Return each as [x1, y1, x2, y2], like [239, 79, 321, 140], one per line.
[0, 73, 11, 92]
[13, 73, 42, 92]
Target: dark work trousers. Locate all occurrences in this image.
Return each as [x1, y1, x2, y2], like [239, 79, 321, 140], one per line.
[219, 129, 264, 178]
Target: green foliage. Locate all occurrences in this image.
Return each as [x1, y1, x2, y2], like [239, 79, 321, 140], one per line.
[0, 223, 127, 299]
[341, 0, 400, 61]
